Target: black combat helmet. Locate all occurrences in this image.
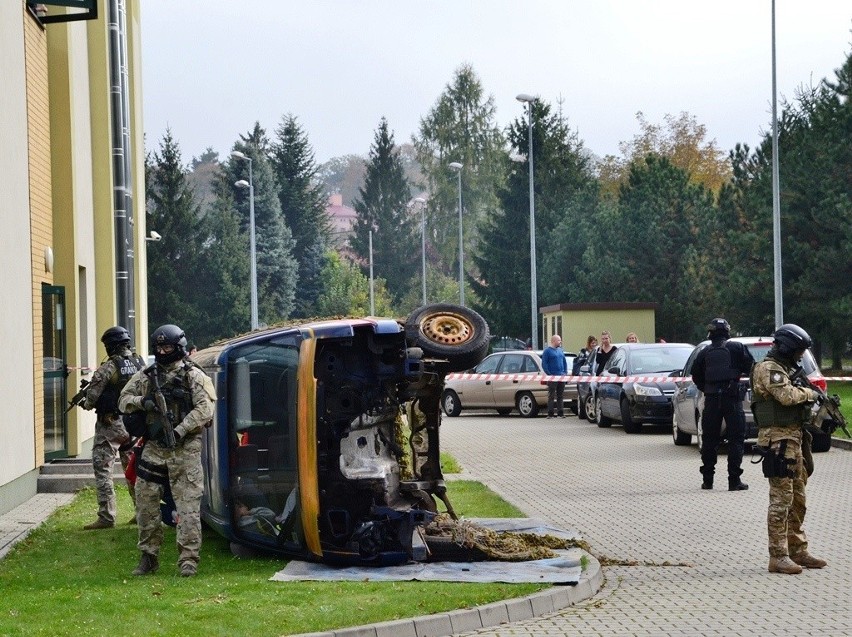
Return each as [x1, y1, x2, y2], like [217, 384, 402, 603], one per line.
[150, 324, 187, 365]
[101, 326, 131, 353]
[773, 323, 812, 357]
[706, 318, 730, 338]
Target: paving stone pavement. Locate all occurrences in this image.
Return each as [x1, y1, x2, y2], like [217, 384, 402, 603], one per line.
[441, 414, 852, 636]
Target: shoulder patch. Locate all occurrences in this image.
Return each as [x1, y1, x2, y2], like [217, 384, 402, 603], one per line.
[770, 372, 784, 384]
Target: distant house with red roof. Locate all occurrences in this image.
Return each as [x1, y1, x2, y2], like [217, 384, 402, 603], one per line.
[326, 194, 357, 248]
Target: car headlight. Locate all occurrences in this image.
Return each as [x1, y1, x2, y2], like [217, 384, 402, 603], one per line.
[633, 384, 662, 397]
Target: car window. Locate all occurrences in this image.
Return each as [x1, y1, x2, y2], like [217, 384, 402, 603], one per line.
[475, 354, 502, 374]
[746, 343, 772, 363]
[682, 345, 705, 375]
[605, 350, 626, 373]
[500, 353, 526, 374]
[521, 355, 540, 373]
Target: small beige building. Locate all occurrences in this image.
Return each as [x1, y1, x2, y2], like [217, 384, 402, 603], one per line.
[540, 302, 658, 353]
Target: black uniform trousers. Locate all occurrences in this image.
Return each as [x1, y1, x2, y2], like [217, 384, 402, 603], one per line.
[699, 392, 746, 479]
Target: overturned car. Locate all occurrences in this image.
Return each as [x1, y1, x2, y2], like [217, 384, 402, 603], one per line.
[192, 304, 489, 565]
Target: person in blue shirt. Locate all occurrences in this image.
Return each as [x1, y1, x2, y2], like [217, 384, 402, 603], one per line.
[541, 334, 567, 418]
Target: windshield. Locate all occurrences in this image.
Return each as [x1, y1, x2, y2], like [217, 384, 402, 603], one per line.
[628, 347, 692, 374]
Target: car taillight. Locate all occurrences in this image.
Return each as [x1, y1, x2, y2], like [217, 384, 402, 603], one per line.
[808, 373, 826, 393]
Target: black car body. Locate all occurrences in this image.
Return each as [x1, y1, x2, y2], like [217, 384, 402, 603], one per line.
[192, 304, 489, 565]
[595, 343, 693, 433]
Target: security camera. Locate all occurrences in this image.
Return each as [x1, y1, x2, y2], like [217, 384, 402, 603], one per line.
[147, 230, 162, 242]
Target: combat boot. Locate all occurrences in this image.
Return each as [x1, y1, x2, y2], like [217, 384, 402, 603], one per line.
[791, 552, 827, 569]
[83, 519, 114, 530]
[768, 556, 802, 574]
[179, 562, 197, 577]
[728, 478, 749, 491]
[132, 552, 159, 576]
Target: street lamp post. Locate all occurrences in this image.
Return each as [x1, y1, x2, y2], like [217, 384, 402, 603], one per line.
[448, 162, 464, 306]
[415, 197, 427, 305]
[231, 151, 259, 331]
[516, 93, 538, 350]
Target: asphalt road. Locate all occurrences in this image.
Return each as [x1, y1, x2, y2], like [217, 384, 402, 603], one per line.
[440, 413, 852, 636]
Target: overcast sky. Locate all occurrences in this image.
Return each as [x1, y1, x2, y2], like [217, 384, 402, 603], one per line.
[141, 1, 852, 166]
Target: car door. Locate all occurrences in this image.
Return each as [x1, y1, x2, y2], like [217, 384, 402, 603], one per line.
[491, 352, 533, 408]
[461, 353, 502, 406]
[673, 344, 704, 434]
[598, 349, 627, 419]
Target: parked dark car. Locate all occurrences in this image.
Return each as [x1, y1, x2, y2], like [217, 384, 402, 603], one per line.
[672, 337, 832, 452]
[595, 343, 694, 433]
[193, 304, 490, 565]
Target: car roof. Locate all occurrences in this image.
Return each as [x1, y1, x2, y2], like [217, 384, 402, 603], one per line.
[697, 336, 774, 346]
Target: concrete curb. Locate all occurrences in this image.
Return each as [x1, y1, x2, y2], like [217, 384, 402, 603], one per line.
[290, 552, 603, 637]
[830, 435, 851, 451]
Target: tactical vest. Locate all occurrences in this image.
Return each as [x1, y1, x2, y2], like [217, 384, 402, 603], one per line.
[144, 361, 197, 442]
[95, 352, 145, 415]
[750, 361, 806, 428]
[703, 342, 739, 393]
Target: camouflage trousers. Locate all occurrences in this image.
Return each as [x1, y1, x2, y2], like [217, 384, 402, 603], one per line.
[92, 416, 131, 524]
[135, 436, 204, 567]
[766, 438, 808, 558]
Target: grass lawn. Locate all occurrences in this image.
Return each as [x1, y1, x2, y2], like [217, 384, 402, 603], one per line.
[827, 381, 852, 438]
[0, 481, 544, 637]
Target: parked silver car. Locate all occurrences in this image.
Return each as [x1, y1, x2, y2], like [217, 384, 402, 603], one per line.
[671, 336, 831, 451]
[442, 350, 577, 417]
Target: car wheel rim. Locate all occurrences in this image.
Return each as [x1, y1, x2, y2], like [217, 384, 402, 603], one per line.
[419, 311, 475, 347]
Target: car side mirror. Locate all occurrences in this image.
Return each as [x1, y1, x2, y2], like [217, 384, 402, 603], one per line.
[580, 364, 590, 373]
[608, 367, 621, 376]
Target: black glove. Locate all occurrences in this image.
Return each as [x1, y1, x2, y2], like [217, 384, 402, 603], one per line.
[142, 394, 157, 412]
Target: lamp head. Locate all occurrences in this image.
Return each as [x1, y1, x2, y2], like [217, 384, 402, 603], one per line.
[146, 230, 162, 242]
[448, 162, 463, 171]
[234, 179, 250, 189]
[516, 93, 536, 103]
[230, 150, 248, 161]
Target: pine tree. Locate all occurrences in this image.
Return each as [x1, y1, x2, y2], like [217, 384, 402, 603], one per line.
[413, 64, 505, 279]
[228, 123, 298, 324]
[145, 130, 206, 337]
[471, 99, 597, 339]
[270, 114, 331, 317]
[350, 118, 419, 308]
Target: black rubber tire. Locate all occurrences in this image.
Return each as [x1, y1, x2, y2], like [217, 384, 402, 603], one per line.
[586, 392, 598, 424]
[496, 407, 512, 416]
[596, 395, 612, 427]
[621, 398, 642, 433]
[672, 411, 691, 446]
[516, 391, 539, 418]
[405, 304, 490, 372]
[577, 394, 588, 420]
[441, 390, 462, 417]
[810, 428, 832, 453]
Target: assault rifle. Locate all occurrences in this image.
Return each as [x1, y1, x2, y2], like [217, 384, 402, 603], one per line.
[144, 366, 177, 448]
[65, 379, 90, 413]
[791, 367, 850, 438]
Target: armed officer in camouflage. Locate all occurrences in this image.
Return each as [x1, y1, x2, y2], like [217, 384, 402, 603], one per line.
[751, 323, 826, 575]
[692, 318, 754, 491]
[119, 325, 216, 577]
[81, 326, 145, 530]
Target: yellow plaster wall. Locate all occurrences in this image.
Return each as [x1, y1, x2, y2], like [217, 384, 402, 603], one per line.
[24, 7, 53, 465]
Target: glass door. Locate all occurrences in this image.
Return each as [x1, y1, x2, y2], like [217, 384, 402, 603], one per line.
[42, 284, 68, 460]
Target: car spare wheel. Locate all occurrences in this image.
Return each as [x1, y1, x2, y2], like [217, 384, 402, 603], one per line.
[405, 303, 490, 372]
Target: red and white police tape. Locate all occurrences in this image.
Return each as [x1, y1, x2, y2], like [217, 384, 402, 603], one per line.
[444, 373, 852, 383]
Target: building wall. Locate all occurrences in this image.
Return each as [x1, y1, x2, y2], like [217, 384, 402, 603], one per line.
[26, 2, 56, 466]
[0, 2, 39, 491]
[542, 305, 657, 353]
[0, 1, 148, 516]
[49, 14, 99, 456]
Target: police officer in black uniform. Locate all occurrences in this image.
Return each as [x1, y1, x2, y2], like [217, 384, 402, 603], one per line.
[691, 318, 755, 491]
